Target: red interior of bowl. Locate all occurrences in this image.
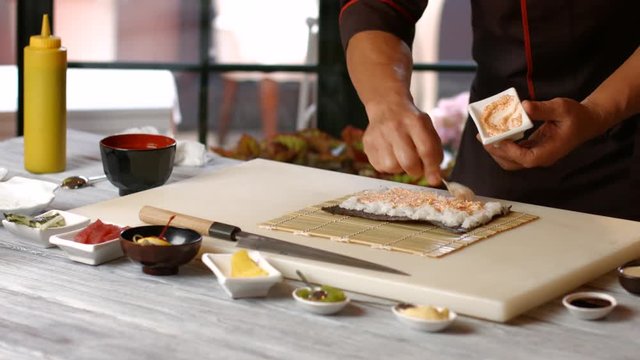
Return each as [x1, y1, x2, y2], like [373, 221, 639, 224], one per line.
[101, 134, 176, 150]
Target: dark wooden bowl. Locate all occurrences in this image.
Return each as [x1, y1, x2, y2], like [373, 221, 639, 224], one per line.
[120, 225, 201, 276]
[617, 259, 640, 295]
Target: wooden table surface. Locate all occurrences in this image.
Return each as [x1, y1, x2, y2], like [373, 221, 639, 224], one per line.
[1, 130, 638, 360]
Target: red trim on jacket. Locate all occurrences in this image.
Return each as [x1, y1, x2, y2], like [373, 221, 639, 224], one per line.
[340, 0, 360, 21]
[520, 0, 536, 99]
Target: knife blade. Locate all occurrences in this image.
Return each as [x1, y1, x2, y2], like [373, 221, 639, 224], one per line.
[139, 206, 408, 276]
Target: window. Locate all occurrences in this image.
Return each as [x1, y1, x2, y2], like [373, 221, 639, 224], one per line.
[10, 0, 476, 153]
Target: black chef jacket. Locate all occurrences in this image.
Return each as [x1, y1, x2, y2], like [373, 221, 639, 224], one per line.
[340, 0, 640, 221]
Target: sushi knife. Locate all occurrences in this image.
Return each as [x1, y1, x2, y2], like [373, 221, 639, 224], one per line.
[139, 206, 409, 276]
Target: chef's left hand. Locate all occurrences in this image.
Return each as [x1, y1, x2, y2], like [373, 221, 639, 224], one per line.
[481, 98, 608, 170]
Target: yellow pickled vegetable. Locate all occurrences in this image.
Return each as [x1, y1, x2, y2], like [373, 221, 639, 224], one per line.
[133, 235, 171, 246]
[230, 250, 268, 278]
[401, 305, 450, 320]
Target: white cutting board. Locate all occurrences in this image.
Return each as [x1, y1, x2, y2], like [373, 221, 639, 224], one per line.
[72, 159, 640, 322]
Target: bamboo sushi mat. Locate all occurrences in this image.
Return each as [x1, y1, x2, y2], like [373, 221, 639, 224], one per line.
[260, 196, 538, 258]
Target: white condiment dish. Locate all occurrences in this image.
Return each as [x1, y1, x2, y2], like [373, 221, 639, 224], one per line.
[201, 252, 283, 299]
[292, 286, 350, 315]
[2, 210, 91, 248]
[392, 304, 457, 332]
[562, 291, 617, 320]
[468, 87, 533, 145]
[0, 176, 58, 216]
[49, 225, 124, 265]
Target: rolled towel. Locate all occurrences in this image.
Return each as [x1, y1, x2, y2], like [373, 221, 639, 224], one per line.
[174, 140, 206, 167]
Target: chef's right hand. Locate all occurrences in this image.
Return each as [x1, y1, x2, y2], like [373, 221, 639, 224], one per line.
[362, 101, 444, 186]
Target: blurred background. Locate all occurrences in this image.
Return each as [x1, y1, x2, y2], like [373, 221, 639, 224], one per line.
[0, 0, 475, 174]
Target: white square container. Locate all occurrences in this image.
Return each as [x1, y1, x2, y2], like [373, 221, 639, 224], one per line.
[201, 251, 283, 299]
[468, 87, 533, 145]
[49, 226, 124, 265]
[2, 210, 91, 248]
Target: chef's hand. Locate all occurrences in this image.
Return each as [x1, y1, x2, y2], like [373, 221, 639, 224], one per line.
[482, 98, 608, 170]
[363, 101, 444, 185]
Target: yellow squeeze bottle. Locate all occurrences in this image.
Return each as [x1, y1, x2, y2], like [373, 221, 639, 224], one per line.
[24, 14, 67, 173]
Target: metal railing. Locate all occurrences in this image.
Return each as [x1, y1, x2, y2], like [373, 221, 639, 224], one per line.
[16, 0, 476, 144]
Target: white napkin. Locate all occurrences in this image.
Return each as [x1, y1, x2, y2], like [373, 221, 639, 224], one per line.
[174, 140, 206, 167]
[118, 127, 207, 167]
[0, 176, 58, 215]
[118, 126, 162, 136]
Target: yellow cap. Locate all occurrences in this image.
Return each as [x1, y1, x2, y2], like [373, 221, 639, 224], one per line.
[29, 14, 62, 49]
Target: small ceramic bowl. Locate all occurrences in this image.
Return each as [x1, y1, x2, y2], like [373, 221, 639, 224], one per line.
[100, 133, 177, 196]
[2, 210, 91, 248]
[0, 176, 58, 216]
[392, 303, 457, 332]
[50, 226, 124, 265]
[292, 287, 350, 315]
[562, 291, 617, 320]
[617, 259, 640, 295]
[120, 225, 201, 275]
[201, 252, 283, 299]
[468, 87, 533, 145]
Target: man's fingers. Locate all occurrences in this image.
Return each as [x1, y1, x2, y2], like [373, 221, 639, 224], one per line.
[482, 141, 525, 170]
[362, 111, 443, 183]
[389, 130, 424, 178]
[410, 117, 443, 185]
[487, 139, 559, 168]
[492, 155, 523, 170]
[363, 131, 403, 173]
[523, 98, 570, 122]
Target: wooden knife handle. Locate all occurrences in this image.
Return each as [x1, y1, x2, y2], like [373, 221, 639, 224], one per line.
[139, 206, 213, 236]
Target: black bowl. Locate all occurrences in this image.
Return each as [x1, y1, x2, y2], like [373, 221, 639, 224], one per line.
[617, 259, 640, 295]
[100, 133, 177, 196]
[120, 225, 202, 276]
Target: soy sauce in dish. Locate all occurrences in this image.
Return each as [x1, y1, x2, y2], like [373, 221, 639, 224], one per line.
[569, 297, 612, 309]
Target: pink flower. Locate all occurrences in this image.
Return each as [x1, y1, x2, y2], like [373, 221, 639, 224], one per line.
[430, 92, 469, 150]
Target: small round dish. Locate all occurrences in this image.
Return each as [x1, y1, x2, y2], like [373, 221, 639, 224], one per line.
[391, 303, 457, 332]
[292, 287, 350, 315]
[617, 259, 640, 295]
[562, 291, 617, 320]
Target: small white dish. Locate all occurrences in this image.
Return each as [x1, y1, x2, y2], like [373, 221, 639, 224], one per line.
[392, 304, 457, 332]
[292, 287, 350, 315]
[0, 176, 58, 216]
[468, 87, 533, 145]
[50, 226, 124, 265]
[2, 210, 91, 248]
[0, 167, 7, 181]
[201, 252, 283, 299]
[562, 291, 617, 320]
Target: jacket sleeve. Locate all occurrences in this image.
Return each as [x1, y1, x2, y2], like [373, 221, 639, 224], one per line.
[339, 0, 429, 50]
